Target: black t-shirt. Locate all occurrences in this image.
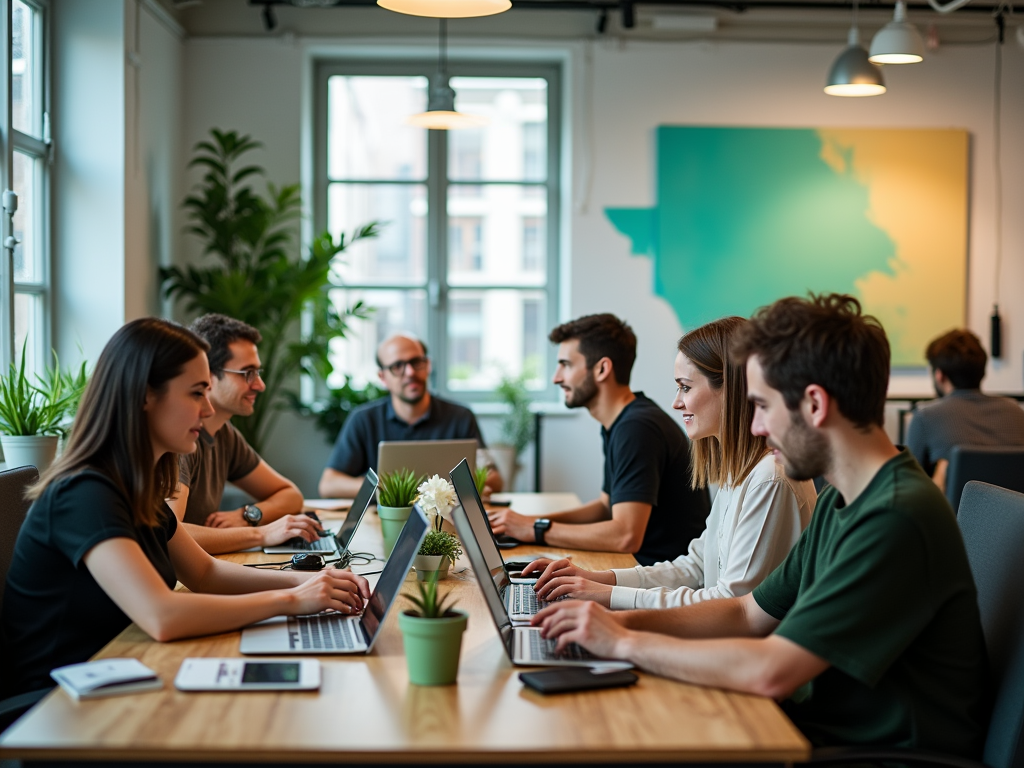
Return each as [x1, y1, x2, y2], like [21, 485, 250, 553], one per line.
[602, 393, 710, 566]
[327, 394, 486, 476]
[0, 470, 178, 697]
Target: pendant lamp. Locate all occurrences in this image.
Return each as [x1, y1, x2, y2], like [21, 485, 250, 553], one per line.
[825, 4, 886, 97]
[408, 21, 489, 130]
[869, 1, 925, 64]
[378, 0, 510, 19]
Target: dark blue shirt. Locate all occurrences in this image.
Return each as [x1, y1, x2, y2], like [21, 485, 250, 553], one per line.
[327, 395, 486, 476]
[601, 392, 710, 566]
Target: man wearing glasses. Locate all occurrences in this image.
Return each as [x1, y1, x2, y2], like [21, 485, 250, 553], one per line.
[166, 314, 322, 555]
[318, 334, 501, 498]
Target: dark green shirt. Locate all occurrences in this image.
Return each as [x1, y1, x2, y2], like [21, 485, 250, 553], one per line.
[753, 450, 989, 757]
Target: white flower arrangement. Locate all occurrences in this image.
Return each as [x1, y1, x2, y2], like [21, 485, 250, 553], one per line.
[417, 474, 458, 530]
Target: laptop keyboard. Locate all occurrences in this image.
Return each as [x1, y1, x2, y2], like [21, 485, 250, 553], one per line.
[288, 614, 358, 651]
[527, 630, 595, 662]
[510, 583, 548, 615]
[286, 536, 335, 552]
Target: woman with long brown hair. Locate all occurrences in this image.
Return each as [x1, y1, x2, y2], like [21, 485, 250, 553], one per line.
[0, 318, 368, 698]
[527, 316, 816, 608]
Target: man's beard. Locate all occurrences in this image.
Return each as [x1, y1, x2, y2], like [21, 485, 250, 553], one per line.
[563, 372, 598, 409]
[398, 385, 427, 406]
[774, 409, 831, 482]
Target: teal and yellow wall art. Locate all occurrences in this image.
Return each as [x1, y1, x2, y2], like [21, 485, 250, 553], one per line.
[606, 126, 969, 367]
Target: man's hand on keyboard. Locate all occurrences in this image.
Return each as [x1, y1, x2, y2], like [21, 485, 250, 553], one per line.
[535, 575, 613, 607]
[530, 600, 629, 659]
[288, 570, 370, 616]
[259, 514, 325, 547]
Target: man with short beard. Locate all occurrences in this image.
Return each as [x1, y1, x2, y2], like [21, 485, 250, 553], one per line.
[489, 313, 709, 565]
[318, 334, 500, 498]
[529, 295, 989, 759]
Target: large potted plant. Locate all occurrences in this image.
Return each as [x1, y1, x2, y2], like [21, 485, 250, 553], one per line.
[377, 468, 422, 557]
[412, 475, 463, 581]
[0, 346, 88, 471]
[160, 129, 378, 452]
[490, 374, 536, 491]
[398, 576, 468, 686]
[286, 376, 386, 445]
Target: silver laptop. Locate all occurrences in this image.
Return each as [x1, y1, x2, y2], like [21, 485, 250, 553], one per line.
[377, 439, 476, 481]
[264, 469, 378, 555]
[240, 505, 428, 655]
[449, 460, 632, 670]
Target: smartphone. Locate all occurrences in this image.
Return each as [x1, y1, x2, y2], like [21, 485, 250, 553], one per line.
[488, 499, 512, 507]
[174, 658, 320, 691]
[519, 667, 639, 695]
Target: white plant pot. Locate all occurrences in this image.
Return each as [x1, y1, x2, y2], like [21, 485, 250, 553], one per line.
[1, 435, 59, 472]
[413, 554, 451, 581]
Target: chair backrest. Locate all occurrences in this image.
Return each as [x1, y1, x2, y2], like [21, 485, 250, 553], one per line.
[957, 481, 1024, 768]
[947, 446, 1024, 514]
[0, 466, 39, 614]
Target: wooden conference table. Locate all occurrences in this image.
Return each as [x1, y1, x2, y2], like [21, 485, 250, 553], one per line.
[0, 493, 809, 766]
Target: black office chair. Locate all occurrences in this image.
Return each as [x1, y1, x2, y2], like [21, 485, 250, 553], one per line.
[0, 465, 50, 733]
[809, 481, 1024, 768]
[946, 445, 1024, 515]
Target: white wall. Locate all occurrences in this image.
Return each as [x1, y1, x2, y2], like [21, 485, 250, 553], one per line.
[179, 30, 1024, 499]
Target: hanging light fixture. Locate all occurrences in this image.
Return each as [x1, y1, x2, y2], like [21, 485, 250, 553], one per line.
[825, 2, 887, 97]
[870, 1, 925, 63]
[378, 0, 510, 19]
[408, 21, 489, 130]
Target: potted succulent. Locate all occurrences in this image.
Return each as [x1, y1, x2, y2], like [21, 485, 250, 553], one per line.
[473, 465, 489, 497]
[0, 346, 88, 472]
[413, 475, 462, 581]
[398, 576, 468, 686]
[377, 468, 423, 557]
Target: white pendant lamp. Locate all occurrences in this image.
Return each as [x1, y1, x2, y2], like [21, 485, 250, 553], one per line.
[825, 4, 887, 98]
[408, 21, 489, 130]
[378, 0, 510, 18]
[869, 1, 925, 64]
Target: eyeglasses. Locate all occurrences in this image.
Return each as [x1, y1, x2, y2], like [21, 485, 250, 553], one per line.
[381, 356, 429, 377]
[222, 368, 264, 385]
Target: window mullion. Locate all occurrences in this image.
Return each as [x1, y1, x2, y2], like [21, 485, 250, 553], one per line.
[427, 124, 447, 396]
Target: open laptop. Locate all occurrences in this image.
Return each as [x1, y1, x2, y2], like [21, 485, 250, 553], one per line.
[377, 439, 476, 482]
[450, 462, 632, 670]
[240, 504, 428, 655]
[264, 469, 378, 556]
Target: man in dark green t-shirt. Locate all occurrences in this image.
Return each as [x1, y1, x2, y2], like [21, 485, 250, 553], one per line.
[531, 294, 989, 758]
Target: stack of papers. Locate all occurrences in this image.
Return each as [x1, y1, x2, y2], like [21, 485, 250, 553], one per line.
[50, 658, 162, 701]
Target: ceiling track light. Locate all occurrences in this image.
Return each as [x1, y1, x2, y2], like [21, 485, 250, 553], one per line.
[408, 20, 489, 130]
[620, 0, 636, 28]
[870, 1, 925, 64]
[825, 3, 886, 97]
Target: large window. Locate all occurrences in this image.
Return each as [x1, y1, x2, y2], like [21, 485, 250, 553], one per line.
[315, 62, 561, 400]
[3, 0, 50, 373]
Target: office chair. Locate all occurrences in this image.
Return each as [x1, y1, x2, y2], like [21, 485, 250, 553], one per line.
[946, 445, 1024, 515]
[0, 465, 50, 733]
[809, 481, 1024, 768]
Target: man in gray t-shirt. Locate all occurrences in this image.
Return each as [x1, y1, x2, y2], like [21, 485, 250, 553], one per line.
[907, 329, 1024, 483]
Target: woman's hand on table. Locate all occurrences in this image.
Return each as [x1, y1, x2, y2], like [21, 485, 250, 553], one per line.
[287, 569, 370, 615]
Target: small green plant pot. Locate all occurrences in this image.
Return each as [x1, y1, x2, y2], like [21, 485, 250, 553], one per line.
[398, 610, 468, 686]
[413, 554, 451, 582]
[378, 505, 413, 557]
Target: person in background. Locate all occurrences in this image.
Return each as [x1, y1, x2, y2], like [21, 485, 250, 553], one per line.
[318, 333, 501, 498]
[0, 318, 368, 699]
[907, 328, 1024, 491]
[166, 314, 322, 555]
[532, 294, 988, 758]
[525, 316, 815, 608]
[489, 313, 711, 565]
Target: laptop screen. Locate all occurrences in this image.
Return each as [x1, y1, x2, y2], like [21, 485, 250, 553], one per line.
[359, 504, 429, 647]
[334, 468, 378, 550]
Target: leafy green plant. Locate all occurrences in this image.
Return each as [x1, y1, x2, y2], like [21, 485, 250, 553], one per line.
[377, 468, 423, 508]
[0, 343, 88, 438]
[285, 376, 385, 445]
[473, 465, 489, 497]
[497, 373, 536, 460]
[418, 530, 463, 564]
[404, 574, 458, 619]
[159, 128, 378, 452]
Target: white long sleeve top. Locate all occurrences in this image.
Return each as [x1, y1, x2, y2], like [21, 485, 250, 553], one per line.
[608, 454, 816, 609]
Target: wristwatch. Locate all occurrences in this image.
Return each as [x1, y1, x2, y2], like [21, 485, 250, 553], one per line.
[534, 518, 552, 546]
[242, 504, 263, 526]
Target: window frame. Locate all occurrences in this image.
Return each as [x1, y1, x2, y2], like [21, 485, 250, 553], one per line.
[313, 58, 562, 403]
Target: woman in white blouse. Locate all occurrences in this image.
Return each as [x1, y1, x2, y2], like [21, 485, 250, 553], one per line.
[527, 316, 816, 609]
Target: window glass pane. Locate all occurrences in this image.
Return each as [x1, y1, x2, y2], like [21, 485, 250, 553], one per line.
[328, 76, 427, 181]
[11, 0, 41, 137]
[12, 150, 41, 283]
[447, 185, 546, 287]
[327, 288, 427, 388]
[448, 77, 547, 182]
[14, 292, 44, 375]
[329, 183, 427, 286]
[447, 289, 547, 391]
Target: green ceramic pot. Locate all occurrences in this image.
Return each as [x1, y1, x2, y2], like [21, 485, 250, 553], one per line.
[378, 505, 413, 557]
[399, 610, 468, 686]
